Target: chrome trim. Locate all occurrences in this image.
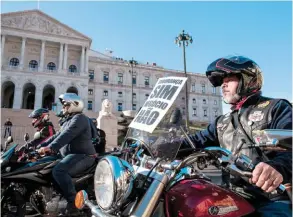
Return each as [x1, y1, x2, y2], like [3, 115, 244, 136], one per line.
[80, 190, 116, 217]
[95, 156, 134, 213]
[130, 174, 169, 217]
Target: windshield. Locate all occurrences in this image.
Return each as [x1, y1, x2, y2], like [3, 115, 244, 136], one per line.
[125, 107, 184, 161]
[125, 76, 188, 161]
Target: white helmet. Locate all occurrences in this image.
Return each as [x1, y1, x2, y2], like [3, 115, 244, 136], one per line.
[59, 93, 84, 114]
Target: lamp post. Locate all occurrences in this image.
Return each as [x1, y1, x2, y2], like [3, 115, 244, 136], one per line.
[128, 58, 138, 110]
[175, 30, 193, 130]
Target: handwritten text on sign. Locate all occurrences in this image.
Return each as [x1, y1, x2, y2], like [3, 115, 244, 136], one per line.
[129, 77, 187, 133]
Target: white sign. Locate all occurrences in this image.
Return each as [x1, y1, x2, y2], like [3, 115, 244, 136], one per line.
[129, 76, 187, 133]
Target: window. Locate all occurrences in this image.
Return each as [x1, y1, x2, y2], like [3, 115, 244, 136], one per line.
[193, 98, 196, 104]
[103, 90, 108, 96]
[204, 109, 207, 117]
[88, 101, 93, 110]
[182, 107, 186, 115]
[192, 83, 196, 92]
[203, 99, 206, 104]
[212, 87, 216, 94]
[202, 84, 206, 93]
[47, 62, 56, 71]
[9, 58, 19, 66]
[132, 75, 136, 85]
[29, 60, 38, 69]
[145, 94, 149, 99]
[103, 72, 109, 83]
[118, 91, 123, 97]
[118, 73, 123, 84]
[214, 100, 217, 105]
[193, 108, 197, 116]
[118, 103, 123, 111]
[133, 104, 137, 110]
[145, 76, 150, 86]
[89, 70, 94, 80]
[69, 65, 77, 73]
[214, 109, 218, 117]
[88, 89, 93, 95]
[133, 93, 136, 99]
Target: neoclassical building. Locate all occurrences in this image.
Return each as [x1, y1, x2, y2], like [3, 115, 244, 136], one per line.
[1, 9, 223, 124]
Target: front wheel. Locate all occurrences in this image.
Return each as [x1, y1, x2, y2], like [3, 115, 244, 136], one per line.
[1, 190, 26, 217]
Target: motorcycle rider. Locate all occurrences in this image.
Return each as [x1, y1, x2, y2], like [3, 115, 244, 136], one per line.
[17, 109, 56, 160]
[38, 93, 96, 216]
[185, 55, 292, 216]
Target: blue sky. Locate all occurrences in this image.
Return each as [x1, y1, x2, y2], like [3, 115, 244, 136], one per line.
[1, 1, 292, 114]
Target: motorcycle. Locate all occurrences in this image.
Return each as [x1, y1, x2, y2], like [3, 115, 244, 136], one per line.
[1, 142, 122, 217]
[75, 107, 292, 217]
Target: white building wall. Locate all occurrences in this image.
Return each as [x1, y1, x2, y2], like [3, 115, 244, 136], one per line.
[1, 9, 223, 124]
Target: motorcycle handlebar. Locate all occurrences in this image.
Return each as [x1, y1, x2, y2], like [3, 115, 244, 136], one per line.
[241, 171, 286, 194]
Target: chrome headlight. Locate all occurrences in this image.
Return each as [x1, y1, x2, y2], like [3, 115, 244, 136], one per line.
[94, 156, 134, 212]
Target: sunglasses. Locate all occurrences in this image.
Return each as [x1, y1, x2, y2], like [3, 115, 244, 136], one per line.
[62, 102, 71, 107]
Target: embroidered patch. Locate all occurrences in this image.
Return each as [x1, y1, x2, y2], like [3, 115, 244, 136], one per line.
[217, 123, 227, 131]
[258, 101, 270, 108]
[248, 111, 264, 122]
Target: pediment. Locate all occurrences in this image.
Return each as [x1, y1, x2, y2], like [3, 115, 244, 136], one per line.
[1, 10, 91, 41]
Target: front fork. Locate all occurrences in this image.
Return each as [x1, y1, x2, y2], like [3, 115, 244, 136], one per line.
[130, 174, 169, 217]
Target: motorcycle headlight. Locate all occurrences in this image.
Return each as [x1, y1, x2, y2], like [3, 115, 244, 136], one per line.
[94, 156, 134, 212]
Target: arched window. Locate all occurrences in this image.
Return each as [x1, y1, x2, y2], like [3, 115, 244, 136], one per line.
[47, 62, 56, 71]
[29, 60, 38, 69]
[69, 65, 77, 73]
[9, 58, 19, 66]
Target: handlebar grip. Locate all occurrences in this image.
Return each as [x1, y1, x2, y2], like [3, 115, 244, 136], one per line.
[242, 174, 286, 194]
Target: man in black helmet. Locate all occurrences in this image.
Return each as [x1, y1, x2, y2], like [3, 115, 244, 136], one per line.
[186, 55, 292, 216]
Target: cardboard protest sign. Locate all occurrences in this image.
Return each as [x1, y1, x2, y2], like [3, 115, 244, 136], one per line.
[129, 76, 187, 133]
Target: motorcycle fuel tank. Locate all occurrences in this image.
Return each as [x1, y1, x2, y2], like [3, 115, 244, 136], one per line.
[165, 179, 254, 217]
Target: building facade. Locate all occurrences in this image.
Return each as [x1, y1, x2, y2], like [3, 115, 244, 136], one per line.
[1, 10, 223, 124]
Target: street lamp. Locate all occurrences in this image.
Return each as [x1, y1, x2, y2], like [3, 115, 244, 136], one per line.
[128, 58, 138, 110]
[175, 30, 193, 130]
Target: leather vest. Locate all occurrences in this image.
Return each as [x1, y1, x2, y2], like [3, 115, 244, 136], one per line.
[216, 96, 281, 164]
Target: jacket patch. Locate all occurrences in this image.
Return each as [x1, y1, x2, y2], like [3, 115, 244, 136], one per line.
[217, 123, 227, 131]
[248, 111, 264, 122]
[258, 101, 270, 108]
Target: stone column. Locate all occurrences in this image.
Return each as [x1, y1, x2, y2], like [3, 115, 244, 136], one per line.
[63, 44, 68, 72]
[1, 35, 6, 67]
[80, 46, 85, 74]
[13, 86, 23, 109]
[58, 43, 64, 72]
[84, 47, 89, 73]
[19, 37, 26, 69]
[34, 87, 43, 109]
[39, 40, 46, 72]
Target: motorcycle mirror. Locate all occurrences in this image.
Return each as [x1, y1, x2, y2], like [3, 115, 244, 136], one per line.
[75, 190, 88, 210]
[6, 136, 13, 144]
[253, 129, 292, 150]
[170, 108, 182, 125]
[112, 147, 119, 152]
[24, 133, 30, 142]
[34, 132, 41, 140]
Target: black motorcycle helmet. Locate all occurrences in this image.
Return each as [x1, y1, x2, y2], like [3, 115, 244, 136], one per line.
[206, 55, 263, 96]
[28, 108, 50, 128]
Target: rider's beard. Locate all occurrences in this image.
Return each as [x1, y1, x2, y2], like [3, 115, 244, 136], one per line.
[223, 93, 241, 104]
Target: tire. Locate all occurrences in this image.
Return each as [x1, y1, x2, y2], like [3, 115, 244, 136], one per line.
[1, 190, 26, 217]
